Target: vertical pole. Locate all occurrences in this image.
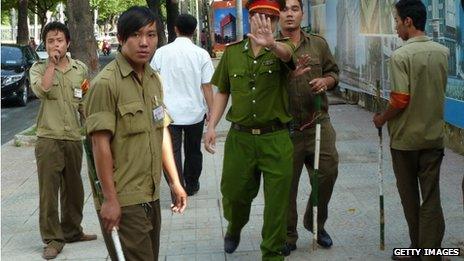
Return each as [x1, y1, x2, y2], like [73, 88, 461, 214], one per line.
[236, 0, 243, 41]
[376, 80, 385, 251]
[196, 0, 200, 45]
[34, 13, 39, 40]
[312, 94, 322, 251]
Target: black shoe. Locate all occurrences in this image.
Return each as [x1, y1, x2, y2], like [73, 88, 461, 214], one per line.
[316, 229, 333, 248]
[186, 182, 200, 196]
[224, 234, 240, 254]
[282, 242, 297, 256]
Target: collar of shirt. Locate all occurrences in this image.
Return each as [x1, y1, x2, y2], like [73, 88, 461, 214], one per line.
[173, 36, 194, 45]
[242, 38, 269, 59]
[278, 29, 308, 50]
[115, 52, 155, 78]
[405, 35, 430, 45]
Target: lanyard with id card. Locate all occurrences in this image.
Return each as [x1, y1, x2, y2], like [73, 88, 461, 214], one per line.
[153, 95, 164, 124]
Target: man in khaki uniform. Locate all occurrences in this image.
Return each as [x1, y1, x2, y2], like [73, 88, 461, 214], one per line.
[373, 1, 448, 260]
[279, 0, 339, 255]
[30, 21, 96, 260]
[84, 7, 187, 260]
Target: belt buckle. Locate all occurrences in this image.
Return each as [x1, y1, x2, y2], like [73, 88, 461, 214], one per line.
[251, 128, 261, 135]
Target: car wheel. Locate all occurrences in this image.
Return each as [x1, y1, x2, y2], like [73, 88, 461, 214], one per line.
[17, 81, 28, 106]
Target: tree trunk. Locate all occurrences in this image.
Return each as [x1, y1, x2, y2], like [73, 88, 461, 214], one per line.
[17, 0, 29, 45]
[146, 0, 166, 46]
[66, 0, 99, 77]
[166, 0, 178, 43]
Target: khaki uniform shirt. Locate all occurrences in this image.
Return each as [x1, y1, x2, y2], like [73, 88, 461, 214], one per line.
[85, 53, 169, 208]
[211, 38, 294, 127]
[387, 36, 449, 150]
[283, 31, 339, 126]
[30, 57, 88, 141]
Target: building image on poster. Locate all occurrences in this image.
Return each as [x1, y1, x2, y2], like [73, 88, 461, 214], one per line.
[211, 0, 250, 49]
[309, 0, 463, 128]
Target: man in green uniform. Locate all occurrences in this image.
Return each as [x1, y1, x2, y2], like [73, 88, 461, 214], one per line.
[204, 0, 298, 260]
[278, 0, 340, 255]
[373, 1, 448, 260]
[84, 6, 187, 260]
[30, 21, 97, 260]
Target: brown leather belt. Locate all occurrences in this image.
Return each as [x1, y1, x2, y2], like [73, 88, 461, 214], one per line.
[231, 123, 287, 135]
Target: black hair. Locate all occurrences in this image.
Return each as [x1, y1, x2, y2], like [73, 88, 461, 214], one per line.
[395, 0, 427, 31]
[42, 22, 70, 44]
[117, 6, 157, 42]
[175, 14, 197, 36]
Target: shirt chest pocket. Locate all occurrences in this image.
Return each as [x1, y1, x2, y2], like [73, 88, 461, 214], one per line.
[229, 69, 248, 93]
[117, 101, 146, 137]
[46, 80, 61, 100]
[309, 58, 322, 77]
[258, 63, 281, 88]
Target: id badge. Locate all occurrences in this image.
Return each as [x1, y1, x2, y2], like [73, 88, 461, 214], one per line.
[74, 88, 83, 99]
[152, 106, 164, 124]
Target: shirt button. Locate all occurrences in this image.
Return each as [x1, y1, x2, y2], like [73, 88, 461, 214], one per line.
[253, 114, 257, 117]
[253, 60, 257, 64]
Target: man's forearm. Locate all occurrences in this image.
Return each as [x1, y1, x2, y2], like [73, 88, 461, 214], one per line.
[324, 76, 336, 90]
[207, 92, 229, 130]
[201, 83, 214, 113]
[269, 42, 292, 62]
[162, 127, 182, 186]
[381, 104, 404, 124]
[91, 132, 118, 201]
[41, 64, 55, 91]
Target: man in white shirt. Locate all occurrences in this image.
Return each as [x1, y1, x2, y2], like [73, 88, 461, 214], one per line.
[151, 14, 214, 196]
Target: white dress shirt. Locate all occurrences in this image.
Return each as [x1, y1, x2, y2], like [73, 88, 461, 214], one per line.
[151, 37, 214, 125]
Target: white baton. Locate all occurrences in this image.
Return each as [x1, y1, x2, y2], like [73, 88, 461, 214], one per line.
[111, 227, 125, 261]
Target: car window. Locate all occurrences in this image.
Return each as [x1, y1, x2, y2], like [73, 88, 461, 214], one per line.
[36, 42, 46, 51]
[1, 46, 24, 66]
[24, 47, 35, 61]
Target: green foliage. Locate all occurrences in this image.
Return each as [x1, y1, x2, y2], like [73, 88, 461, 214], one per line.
[1, 0, 17, 12]
[90, 0, 147, 22]
[1, 9, 11, 25]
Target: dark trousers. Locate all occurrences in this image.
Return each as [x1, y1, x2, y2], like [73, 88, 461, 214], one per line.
[391, 148, 445, 260]
[169, 119, 205, 189]
[287, 120, 339, 244]
[98, 200, 161, 261]
[35, 137, 84, 251]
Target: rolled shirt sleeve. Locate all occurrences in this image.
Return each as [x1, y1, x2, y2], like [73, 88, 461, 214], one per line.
[389, 53, 410, 109]
[84, 78, 117, 135]
[201, 51, 215, 84]
[211, 49, 230, 93]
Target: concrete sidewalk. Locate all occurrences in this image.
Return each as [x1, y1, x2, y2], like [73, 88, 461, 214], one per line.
[1, 101, 463, 260]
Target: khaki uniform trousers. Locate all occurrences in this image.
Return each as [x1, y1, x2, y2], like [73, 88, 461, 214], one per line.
[286, 119, 339, 244]
[98, 200, 161, 261]
[35, 137, 84, 250]
[391, 148, 445, 261]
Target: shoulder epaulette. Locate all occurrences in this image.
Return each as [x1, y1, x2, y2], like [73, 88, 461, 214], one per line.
[225, 39, 244, 47]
